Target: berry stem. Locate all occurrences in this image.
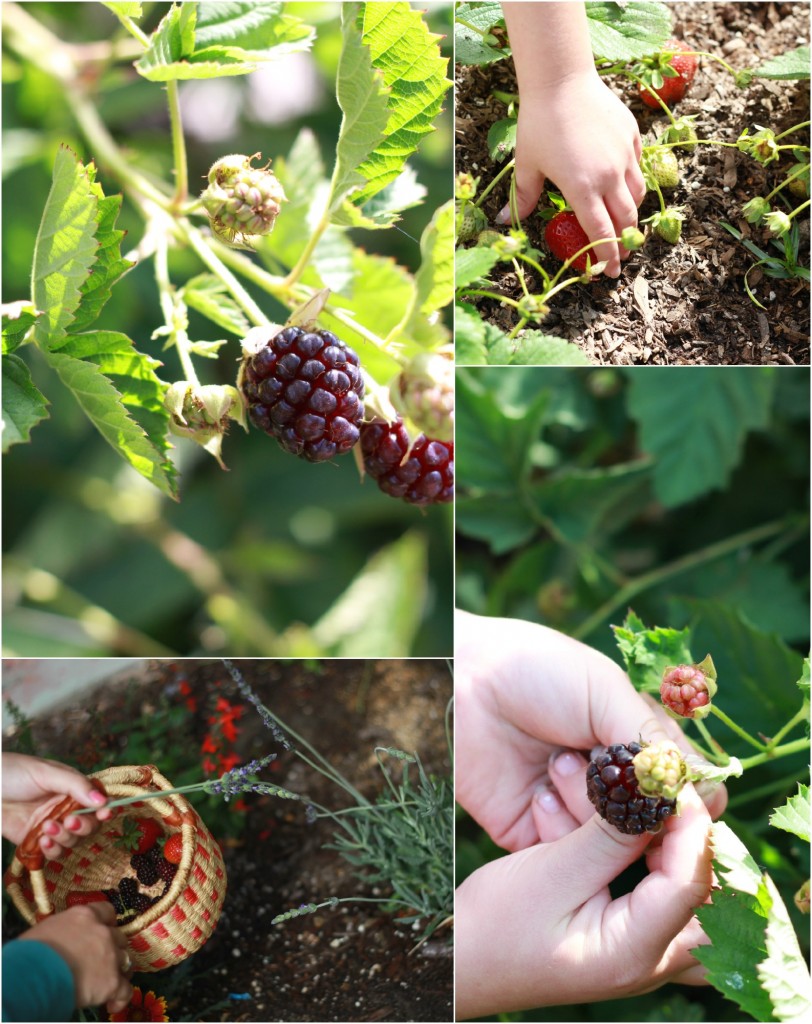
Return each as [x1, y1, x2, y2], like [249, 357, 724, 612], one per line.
[763, 163, 811, 203]
[180, 221, 270, 327]
[166, 81, 189, 210]
[708, 705, 768, 751]
[725, 769, 805, 811]
[774, 120, 810, 143]
[738, 736, 810, 771]
[154, 232, 200, 385]
[765, 703, 810, 750]
[693, 718, 729, 765]
[476, 158, 516, 210]
[572, 516, 794, 641]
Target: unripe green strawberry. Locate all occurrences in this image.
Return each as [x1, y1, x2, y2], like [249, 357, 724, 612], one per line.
[648, 149, 680, 189]
[632, 740, 688, 801]
[201, 153, 286, 246]
[456, 203, 487, 243]
[651, 208, 685, 244]
[393, 351, 454, 442]
[477, 229, 503, 247]
[662, 116, 699, 150]
[787, 162, 810, 199]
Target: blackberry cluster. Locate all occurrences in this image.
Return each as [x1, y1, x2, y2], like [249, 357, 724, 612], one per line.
[360, 419, 453, 506]
[241, 326, 364, 462]
[586, 742, 676, 835]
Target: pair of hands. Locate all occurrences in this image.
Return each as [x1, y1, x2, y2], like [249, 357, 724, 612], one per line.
[455, 612, 725, 1019]
[498, 3, 647, 278]
[3, 753, 133, 1013]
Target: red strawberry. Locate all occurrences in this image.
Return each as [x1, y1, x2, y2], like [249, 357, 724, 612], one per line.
[544, 211, 594, 272]
[66, 890, 108, 907]
[162, 833, 183, 866]
[117, 816, 163, 854]
[639, 39, 699, 108]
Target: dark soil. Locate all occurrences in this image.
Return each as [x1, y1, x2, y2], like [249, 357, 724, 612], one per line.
[2, 659, 453, 1022]
[456, 1, 811, 364]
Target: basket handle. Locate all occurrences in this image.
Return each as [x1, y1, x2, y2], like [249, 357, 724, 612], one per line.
[17, 778, 109, 873]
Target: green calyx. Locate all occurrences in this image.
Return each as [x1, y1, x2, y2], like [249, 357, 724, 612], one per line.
[645, 207, 685, 244]
[164, 381, 246, 469]
[456, 203, 488, 242]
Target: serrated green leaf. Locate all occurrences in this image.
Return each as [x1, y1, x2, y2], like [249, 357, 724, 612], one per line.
[311, 228, 356, 295]
[43, 331, 177, 500]
[693, 822, 776, 1021]
[455, 1, 509, 66]
[770, 784, 810, 843]
[625, 368, 776, 507]
[31, 145, 100, 348]
[529, 461, 653, 546]
[328, 4, 391, 215]
[2, 353, 49, 451]
[332, 166, 426, 229]
[413, 200, 454, 318]
[135, 3, 198, 80]
[71, 185, 134, 334]
[454, 301, 489, 364]
[612, 612, 694, 693]
[487, 117, 517, 162]
[193, 1, 314, 59]
[455, 493, 537, 555]
[487, 329, 592, 365]
[181, 274, 249, 335]
[455, 246, 501, 289]
[102, 2, 143, 17]
[311, 532, 427, 656]
[344, 2, 451, 209]
[2, 302, 40, 354]
[586, 1, 672, 61]
[753, 46, 811, 80]
[758, 873, 812, 1021]
[457, 370, 549, 492]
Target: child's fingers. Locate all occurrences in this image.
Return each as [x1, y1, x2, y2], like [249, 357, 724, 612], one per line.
[532, 785, 581, 842]
[626, 162, 647, 208]
[496, 156, 544, 224]
[575, 203, 621, 278]
[547, 750, 595, 824]
[605, 187, 641, 259]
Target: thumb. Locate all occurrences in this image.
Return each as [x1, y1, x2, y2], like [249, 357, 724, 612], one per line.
[543, 814, 653, 916]
[495, 158, 544, 225]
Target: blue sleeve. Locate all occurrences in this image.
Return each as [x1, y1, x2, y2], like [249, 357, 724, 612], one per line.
[2, 939, 75, 1022]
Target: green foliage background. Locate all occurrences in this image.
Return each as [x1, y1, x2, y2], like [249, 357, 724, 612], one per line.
[2, 2, 453, 657]
[456, 366, 810, 1022]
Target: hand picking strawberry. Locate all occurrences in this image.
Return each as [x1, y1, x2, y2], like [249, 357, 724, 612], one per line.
[497, 2, 646, 278]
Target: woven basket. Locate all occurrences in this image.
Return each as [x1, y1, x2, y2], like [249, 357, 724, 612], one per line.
[4, 765, 227, 972]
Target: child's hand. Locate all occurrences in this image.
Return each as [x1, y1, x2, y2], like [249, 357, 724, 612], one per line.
[497, 72, 646, 278]
[19, 903, 134, 1012]
[456, 782, 713, 1017]
[2, 753, 112, 860]
[455, 612, 726, 852]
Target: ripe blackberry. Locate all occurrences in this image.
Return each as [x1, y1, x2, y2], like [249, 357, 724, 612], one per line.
[131, 893, 156, 915]
[241, 326, 364, 462]
[118, 877, 139, 907]
[131, 850, 160, 887]
[360, 419, 453, 506]
[103, 888, 125, 915]
[156, 859, 178, 886]
[586, 742, 676, 835]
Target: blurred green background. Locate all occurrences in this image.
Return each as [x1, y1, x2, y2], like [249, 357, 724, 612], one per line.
[455, 366, 810, 1022]
[2, 2, 453, 657]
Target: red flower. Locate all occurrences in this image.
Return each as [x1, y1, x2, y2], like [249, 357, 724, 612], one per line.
[201, 734, 219, 754]
[109, 986, 169, 1022]
[220, 718, 239, 743]
[202, 756, 218, 775]
[218, 752, 242, 773]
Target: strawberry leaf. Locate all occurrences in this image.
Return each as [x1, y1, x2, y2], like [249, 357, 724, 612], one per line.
[587, 1, 672, 61]
[753, 46, 811, 81]
[769, 784, 810, 843]
[455, 2, 508, 66]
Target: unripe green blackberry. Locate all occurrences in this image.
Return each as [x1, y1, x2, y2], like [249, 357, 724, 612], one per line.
[632, 739, 687, 800]
[201, 153, 286, 245]
[393, 352, 453, 442]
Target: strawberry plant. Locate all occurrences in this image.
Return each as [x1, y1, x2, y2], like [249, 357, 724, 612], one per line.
[2, 2, 453, 656]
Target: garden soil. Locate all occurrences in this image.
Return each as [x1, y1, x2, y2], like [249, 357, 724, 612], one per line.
[456, 1, 810, 364]
[2, 660, 453, 1022]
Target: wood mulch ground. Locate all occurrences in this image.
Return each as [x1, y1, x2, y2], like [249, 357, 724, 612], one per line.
[456, 1, 810, 365]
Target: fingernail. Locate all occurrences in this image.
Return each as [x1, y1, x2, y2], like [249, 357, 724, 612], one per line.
[552, 752, 581, 776]
[495, 204, 510, 225]
[44, 821, 60, 836]
[42, 836, 54, 849]
[66, 817, 81, 832]
[88, 790, 106, 806]
[535, 787, 562, 814]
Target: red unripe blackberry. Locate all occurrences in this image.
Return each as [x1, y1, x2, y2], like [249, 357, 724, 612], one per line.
[660, 664, 711, 718]
[360, 419, 453, 506]
[241, 326, 364, 462]
[586, 742, 676, 835]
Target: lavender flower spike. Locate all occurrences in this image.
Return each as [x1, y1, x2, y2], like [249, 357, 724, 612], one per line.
[222, 659, 291, 750]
